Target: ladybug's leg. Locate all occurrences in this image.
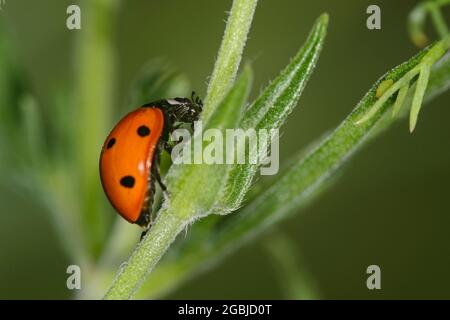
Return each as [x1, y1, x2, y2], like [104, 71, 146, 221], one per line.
[139, 166, 162, 242]
[151, 151, 167, 192]
[140, 229, 149, 241]
[152, 164, 167, 192]
[163, 141, 173, 154]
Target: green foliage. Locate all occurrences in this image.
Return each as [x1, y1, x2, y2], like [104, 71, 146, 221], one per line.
[1, 0, 449, 300]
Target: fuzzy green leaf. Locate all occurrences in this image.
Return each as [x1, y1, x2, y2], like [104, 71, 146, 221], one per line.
[217, 13, 329, 213]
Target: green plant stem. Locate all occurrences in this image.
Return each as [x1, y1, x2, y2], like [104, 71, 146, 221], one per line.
[202, 0, 258, 123]
[135, 50, 450, 299]
[392, 84, 409, 117]
[104, 208, 188, 299]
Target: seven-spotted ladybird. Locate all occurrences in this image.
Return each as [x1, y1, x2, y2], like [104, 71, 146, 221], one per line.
[99, 93, 202, 227]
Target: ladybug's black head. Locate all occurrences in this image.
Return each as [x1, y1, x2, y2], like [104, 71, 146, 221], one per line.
[166, 92, 203, 123]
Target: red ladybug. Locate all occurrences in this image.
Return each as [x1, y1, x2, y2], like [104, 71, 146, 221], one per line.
[99, 93, 202, 227]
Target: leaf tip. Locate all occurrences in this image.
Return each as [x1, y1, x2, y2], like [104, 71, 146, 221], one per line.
[319, 12, 329, 24]
[241, 63, 254, 82]
[409, 113, 418, 133]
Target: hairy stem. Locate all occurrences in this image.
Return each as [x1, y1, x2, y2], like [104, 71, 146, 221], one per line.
[202, 0, 258, 123]
[104, 208, 188, 299]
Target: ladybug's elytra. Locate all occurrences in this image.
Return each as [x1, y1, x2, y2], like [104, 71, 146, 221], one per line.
[99, 93, 202, 227]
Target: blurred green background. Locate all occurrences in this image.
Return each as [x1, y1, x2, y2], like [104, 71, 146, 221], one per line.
[1, 0, 450, 299]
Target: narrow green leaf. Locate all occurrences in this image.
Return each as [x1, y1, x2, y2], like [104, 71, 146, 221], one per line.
[392, 84, 409, 117]
[217, 13, 329, 212]
[410, 62, 431, 132]
[410, 39, 448, 131]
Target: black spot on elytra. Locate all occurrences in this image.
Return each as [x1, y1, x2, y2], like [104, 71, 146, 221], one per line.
[137, 125, 150, 137]
[106, 138, 116, 149]
[120, 176, 135, 188]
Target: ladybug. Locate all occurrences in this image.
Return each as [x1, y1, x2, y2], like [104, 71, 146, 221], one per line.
[99, 93, 202, 228]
